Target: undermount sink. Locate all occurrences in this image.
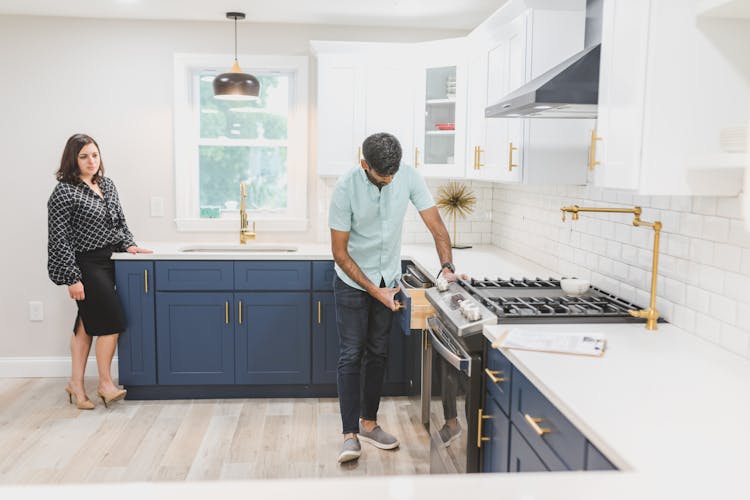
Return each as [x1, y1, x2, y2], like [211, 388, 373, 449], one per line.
[178, 243, 298, 253]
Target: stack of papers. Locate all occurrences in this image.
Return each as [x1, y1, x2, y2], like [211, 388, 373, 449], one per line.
[495, 328, 607, 357]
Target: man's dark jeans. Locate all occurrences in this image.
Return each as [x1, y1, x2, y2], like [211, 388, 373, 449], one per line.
[333, 275, 394, 434]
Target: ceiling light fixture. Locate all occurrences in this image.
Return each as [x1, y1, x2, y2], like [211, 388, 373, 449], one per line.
[213, 12, 260, 101]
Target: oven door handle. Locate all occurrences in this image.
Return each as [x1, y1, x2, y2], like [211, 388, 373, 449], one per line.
[426, 319, 471, 375]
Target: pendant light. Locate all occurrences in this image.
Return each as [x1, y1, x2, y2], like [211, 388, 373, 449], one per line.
[213, 12, 260, 100]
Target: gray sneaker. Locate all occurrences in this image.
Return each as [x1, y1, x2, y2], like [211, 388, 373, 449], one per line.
[438, 424, 462, 447]
[358, 423, 400, 450]
[337, 438, 361, 463]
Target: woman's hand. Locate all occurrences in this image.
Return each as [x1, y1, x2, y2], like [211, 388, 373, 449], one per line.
[126, 246, 153, 254]
[68, 282, 85, 301]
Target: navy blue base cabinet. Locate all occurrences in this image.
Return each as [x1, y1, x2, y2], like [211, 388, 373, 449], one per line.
[481, 340, 618, 474]
[116, 259, 411, 399]
[115, 261, 155, 385]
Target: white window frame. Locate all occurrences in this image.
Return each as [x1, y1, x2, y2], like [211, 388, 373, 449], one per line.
[173, 53, 309, 232]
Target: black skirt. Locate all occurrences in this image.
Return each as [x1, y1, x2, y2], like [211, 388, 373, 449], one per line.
[73, 245, 126, 336]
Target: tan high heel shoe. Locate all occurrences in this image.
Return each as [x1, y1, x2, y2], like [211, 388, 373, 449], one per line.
[97, 388, 127, 408]
[65, 387, 95, 410]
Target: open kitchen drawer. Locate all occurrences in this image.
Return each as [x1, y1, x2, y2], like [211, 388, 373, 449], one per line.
[394, 261, 435, 333]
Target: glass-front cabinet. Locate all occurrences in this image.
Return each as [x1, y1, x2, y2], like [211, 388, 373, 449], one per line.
[413, 39, 467, 178]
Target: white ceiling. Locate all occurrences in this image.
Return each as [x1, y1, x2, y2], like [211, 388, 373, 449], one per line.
[0, 0, 507, 30]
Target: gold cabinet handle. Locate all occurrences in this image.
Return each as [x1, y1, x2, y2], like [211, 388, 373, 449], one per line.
[477, 146, 484, 170]
[317, 301, 321, 324]
[357, 146, 362, 164]
[524, 413, 551, 436]
[588, 129, 602, 171]
[476, 408, 492, 448]
[144, 269, 148, 294]
[473, 146, 478, 170]
[508, 142, 518, 171]
[238, 300, 243, 325]
[484, 368, 506, 384]
[225, 301, 229, 325]
[414, 147, 420, 168]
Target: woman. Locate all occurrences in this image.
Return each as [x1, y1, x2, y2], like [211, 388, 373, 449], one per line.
[47, 133, 151, 409]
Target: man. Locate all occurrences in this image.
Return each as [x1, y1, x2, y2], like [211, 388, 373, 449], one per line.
[328, 132, 462, 463]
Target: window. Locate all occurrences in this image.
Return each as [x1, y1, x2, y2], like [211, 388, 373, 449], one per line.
[174, 54, 308, 231]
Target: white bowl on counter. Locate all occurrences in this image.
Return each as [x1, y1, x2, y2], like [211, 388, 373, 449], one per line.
[560, 278, 590, 296]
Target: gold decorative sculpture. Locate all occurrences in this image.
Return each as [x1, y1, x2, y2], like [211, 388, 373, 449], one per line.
[436, 181, 476, 249]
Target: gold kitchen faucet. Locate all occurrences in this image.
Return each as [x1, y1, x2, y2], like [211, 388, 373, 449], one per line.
[239, 181, 256, 244]
[560, 205, 662, 331]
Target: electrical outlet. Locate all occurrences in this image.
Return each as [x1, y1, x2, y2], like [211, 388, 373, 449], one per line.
[150, 196, 164, 217]
[29, 301, 44, 322]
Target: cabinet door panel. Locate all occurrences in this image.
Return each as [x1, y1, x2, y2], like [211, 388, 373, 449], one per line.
[312, 292, 338, 384]
[317, 56, 366, 176]
[235, 292, 311, 384]
[482, 395, 510, 473]
[509, 424, 549, 472]
[156, 292, 234, 385]
[115, 261, 155, 385]
[594, 0, 650, 190]
[312, 261, 336, 291]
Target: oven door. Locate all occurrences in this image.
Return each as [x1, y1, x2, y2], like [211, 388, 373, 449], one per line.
[427, 316, 482, 474]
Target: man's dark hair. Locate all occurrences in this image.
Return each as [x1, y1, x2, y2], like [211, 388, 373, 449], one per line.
[362, 132, 402, 176]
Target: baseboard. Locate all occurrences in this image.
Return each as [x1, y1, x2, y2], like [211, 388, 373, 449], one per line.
[0, 356, 119, 378]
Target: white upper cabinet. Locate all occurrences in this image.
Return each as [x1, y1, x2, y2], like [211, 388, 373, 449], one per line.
[313, 42, 415, 177]
[412, 38, 468, 178]
[593, 0, 749, 195]
[466, 3, 592, 184]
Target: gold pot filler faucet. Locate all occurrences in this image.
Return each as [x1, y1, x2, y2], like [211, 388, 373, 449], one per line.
[239, 181, 256, 244]
[560, 205, 663, 331]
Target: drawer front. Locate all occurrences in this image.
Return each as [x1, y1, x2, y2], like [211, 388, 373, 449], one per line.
[511, 368, 586, 471]
[155, 261, 234, 291]
[585, 442, 617, 471]
[312, 261, 336, 291]
[395, 283, 412, 335]
[485, 346, 512, 415]
[235, 261, 311, 290]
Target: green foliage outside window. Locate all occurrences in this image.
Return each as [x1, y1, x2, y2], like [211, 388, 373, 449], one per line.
[198, 73, 290, 217]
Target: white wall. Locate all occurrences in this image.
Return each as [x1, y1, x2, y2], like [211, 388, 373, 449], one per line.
[0, 15, 464, 364]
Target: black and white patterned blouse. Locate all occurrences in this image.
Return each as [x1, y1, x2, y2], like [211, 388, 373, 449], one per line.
[47, 176, 136, 286]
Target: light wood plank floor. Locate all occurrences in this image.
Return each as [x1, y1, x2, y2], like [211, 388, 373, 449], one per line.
[0, 378, 430, 484]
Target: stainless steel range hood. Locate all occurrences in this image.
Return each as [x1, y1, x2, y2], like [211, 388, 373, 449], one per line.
[485, 0, 602, 119]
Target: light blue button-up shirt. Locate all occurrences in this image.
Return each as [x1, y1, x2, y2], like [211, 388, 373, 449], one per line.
[328, 164, 434, 291]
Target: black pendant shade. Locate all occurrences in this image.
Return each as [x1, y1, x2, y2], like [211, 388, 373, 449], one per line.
[213, 12, 260, 101]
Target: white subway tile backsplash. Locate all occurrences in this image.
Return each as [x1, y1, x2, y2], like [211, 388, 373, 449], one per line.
[702, 216, 730, 243]
[686, 285, 711, 314]
[681, 213, 703, 238]
[672, 305, 696, 332]
[743, 249, 750, 276]
[710, 294, 737, 325]
[691, 196, 717, 216]
[665, 234, 690, 259]
[716, 196, 742, 219]
[737, 303, 750, 330]
[730, 220, 750, 248]
[689, 239, 714, 265]
[714, 243, 742, 272]
[663, 278, 686, 304]
[720, 324, 750, 357]
[670, 196, 693, 212]
[699, 265, 725, 294]
[658, 210, 681, 234]
[695, 313, 722, 344]
[724, 272, 750, 305]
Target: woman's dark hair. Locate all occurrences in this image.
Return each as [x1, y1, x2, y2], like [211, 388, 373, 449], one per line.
[362, 132, 402, 176]
[55, 133, 104, 184]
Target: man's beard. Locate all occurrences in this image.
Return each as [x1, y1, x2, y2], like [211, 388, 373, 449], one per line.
[365, 169, 388, 189]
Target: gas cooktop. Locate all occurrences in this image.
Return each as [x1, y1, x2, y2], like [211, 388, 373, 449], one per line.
[425, 276, 661, 338]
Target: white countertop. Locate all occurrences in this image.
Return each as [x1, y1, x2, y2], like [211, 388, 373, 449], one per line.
[14, 243, 747, 498]
[483, 322, 750, 476]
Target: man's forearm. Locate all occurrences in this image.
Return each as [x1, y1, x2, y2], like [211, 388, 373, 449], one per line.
[333, 250, 379, 295]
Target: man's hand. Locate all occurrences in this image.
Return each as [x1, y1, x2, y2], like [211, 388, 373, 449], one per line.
[373, 286, 401, 311]
[441, 270, 469, 283]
